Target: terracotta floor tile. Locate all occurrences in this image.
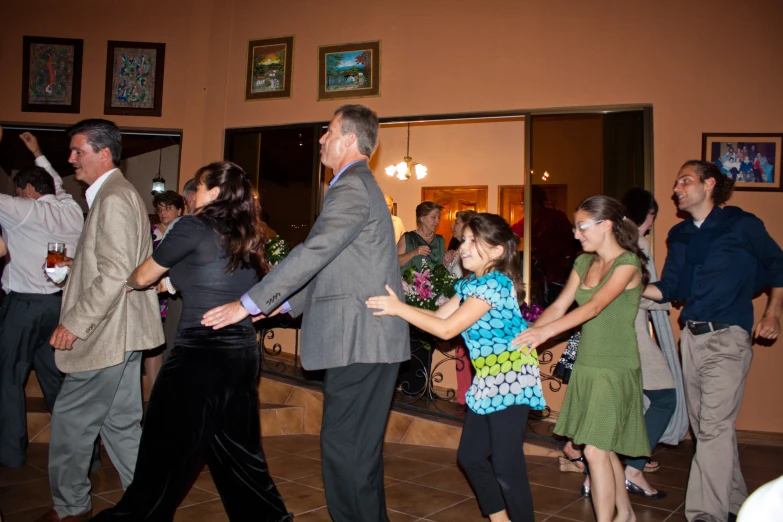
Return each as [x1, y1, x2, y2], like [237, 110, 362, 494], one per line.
[0, 465, 47, 488]
[740, 462, 783, 484]
[528, 463, 589, 492]
[89, 466, 123, 494]
[647, 466, 690, 490]
[98, 483, 218, 507]
[383, 441, 417, 455]
[650, 450, 693, 471]
[193, 471, 219, 494]
[408, 465, 475, 497]
[0, 478, 52, 515]
[384, 481, 469, 518]
[383, 454, 447, 480]
[24, 444, 51, 473]
[426, 498, 485, 521]
[172, 499, 229, 521]
[657, 440, 695, 456]
[262, 434, 321, 454]
[739, 446, 783, 469]
[398, 446, 458, 467]
[628, 479, 686, 512]
[526, 454, 560, 466]
[275, 482, 327, 515]
[528, 484, 583, 515]
[300, 447, 322, 461]
[293, 472, 398, 491]
[267, 455, 323, 480]
[293, 506, 333, 521]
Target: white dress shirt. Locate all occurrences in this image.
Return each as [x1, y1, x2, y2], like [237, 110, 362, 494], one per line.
[0, 156, 84, 294]
[85, 168, 118, 209]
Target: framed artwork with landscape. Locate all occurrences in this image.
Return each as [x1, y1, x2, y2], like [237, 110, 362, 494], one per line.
[245, 36, 294, 101]
[22, 36, 83, 113]
[318, 40, 380, 101]
[104, 41, 166, 117]
[702, 133, 782, 192]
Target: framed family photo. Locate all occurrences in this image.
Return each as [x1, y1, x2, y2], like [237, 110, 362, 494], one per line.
[104, 41, 166, 117]
[245, 35, 294, 101]
[22, 36, 83, 113]
[702, 133, 782, 192]
[317, 40, 380, 101]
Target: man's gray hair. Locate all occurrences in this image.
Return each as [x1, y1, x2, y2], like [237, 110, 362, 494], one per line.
[335, 104, 379, 158]
[182, 178, 197, 197]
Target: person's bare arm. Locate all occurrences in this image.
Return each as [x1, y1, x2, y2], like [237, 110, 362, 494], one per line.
[0, 236, 7, 257]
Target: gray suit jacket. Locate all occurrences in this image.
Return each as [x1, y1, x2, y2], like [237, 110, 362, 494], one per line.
[249, 161, 410, 370]
[57, 170, 164, 373]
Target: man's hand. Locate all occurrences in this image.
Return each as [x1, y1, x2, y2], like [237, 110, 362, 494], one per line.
[50, 324, 78, 350]
[202, 300, 250, 330]
[753, 315, 781, 341]
[19, 132, 42, 158]
[443, 250, 458, 265]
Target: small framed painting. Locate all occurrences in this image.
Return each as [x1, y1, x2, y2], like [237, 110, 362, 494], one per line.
[245, 35, 294, 101]
[22, 36, 83, 113]
[702, 133, 782, 192]
[318, 40, 380, 101]
[104, 41, 166, 117]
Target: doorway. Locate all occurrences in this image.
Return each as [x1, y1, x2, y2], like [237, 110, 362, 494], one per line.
[421, 186, 488, 244]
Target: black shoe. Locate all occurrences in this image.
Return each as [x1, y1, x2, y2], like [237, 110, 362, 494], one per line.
[625, 479, 667, 499]
[728, 513, 737, 522]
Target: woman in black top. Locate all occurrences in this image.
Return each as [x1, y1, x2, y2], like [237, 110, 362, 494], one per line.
[93, 162, 291, 521]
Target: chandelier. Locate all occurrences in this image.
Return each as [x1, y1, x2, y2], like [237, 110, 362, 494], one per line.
[151, 149, 166, 195]
[385, 123, 428, 181]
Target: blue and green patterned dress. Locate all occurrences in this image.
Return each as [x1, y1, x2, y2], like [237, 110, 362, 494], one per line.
[456, 271, 546, 415]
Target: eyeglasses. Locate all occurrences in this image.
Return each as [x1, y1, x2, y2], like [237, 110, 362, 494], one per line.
[573, 220, 604, 234]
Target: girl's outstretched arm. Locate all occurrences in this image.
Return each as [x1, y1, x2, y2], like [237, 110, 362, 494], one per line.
[367, 285, 490, 340]
[529, 268, 580, 328]
[513, 264, 640, 352]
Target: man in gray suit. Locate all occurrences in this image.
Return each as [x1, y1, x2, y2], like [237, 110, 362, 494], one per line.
[203, 105, 410, 522]
[38, 119, 164, 522]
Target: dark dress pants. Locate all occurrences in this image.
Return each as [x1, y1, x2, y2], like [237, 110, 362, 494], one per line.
[321, 362, 401, 522]
[92, 326, 291, 521]
[0, 291, 63, 467]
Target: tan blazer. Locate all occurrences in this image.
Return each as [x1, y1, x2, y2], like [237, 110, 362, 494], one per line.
[57, 170, 164, 373]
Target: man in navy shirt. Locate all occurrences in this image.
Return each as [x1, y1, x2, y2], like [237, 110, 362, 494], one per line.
[644, 160, 783, 522]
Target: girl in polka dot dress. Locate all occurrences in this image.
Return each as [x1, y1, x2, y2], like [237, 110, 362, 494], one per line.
[367, 213, 544, 522]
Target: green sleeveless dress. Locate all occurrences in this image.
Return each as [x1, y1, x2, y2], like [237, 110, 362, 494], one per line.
[400, 231, 445, 274]
[553, 251, 650, 457]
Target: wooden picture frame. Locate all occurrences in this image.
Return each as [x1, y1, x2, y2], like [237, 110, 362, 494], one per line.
[245, 35, 294, 101]
[104, 41, 166, 117]
[318, 40, 380, 101]
[22, 36, 83, 113]
[702, 133, 782, 192]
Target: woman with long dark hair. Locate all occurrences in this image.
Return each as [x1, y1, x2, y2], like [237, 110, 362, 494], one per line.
[513, 195, 649, 522]
[93, 162, 291, 520]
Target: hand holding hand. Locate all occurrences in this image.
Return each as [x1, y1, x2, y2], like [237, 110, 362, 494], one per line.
[513, 326, 550, 355]
[443, 250, 457, 265]
[50, 324, 78, 350]
[753, 315, 781, 341]
[366, 285, 403, 317]
[20, 132, 42, 157]
[155, 279, 168, 293]
[202, 300, 249, 330]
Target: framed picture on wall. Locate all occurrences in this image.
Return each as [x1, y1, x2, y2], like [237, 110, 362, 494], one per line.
[702, 133, 782, 192]
[245, 35, 294, 101]
[22, 36, 83, 113]
[317, 40, 380, 101]
[104, 41, 166, 117]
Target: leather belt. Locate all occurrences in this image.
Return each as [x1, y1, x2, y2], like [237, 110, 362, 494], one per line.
[686, 320, 731, 335]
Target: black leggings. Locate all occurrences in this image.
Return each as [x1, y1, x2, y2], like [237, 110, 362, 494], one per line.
[92, 326, 292, 522]
[457, 405, 534, 522]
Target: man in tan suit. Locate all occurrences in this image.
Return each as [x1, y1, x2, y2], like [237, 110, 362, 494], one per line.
[38, 120, 164, 522]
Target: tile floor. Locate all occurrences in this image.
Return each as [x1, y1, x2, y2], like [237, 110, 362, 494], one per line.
[1, 436, 781, 521]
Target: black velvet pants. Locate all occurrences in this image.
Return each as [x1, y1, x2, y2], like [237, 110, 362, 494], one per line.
[92, 326, 291, 521]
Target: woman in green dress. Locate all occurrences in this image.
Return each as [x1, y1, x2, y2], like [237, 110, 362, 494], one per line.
[513, 195, 650, 522]
[397, 201, 446, 273]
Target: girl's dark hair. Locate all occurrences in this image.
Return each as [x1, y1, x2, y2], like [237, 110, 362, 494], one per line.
[465, 213, 525, 301]
[621, 188, 658, 228]
[577, 195, 650, 286]
[152, 190, 185, 212]
[194, 161, 267, 276]
[415, 201, 444, 225]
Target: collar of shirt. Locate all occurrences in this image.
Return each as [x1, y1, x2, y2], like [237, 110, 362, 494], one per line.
[85, 168, 118, 208]
[329, 160, 363, 187]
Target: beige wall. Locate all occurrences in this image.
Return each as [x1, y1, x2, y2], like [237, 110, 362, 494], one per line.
[122, 145, 181, 214]
[2, 0, 782, 432]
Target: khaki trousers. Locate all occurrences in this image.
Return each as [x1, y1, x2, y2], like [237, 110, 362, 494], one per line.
[681, 326, 752, 522]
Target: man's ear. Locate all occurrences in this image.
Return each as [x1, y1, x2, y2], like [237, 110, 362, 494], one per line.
[703, 176, 717, 194]
[343, 132, 358, 149]
[100, 147, 113, 165]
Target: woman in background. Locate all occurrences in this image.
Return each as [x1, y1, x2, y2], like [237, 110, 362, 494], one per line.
[398, 201, 445, 273]
[444, 209, 477, 278]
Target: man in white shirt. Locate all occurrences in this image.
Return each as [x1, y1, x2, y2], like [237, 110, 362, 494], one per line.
[0, 130, 84, 468]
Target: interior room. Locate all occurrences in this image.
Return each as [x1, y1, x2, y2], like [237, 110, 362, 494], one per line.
[1, 0, 781, 520]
